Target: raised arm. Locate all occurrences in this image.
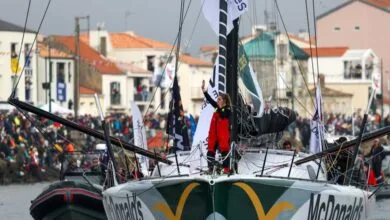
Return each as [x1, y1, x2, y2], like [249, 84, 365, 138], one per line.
[202, 80, 217, 108]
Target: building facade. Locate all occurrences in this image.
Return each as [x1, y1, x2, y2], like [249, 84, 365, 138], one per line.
[316, 0, 390, 115]
[0, 19, 38, 104]
[81, 30, 213, 116]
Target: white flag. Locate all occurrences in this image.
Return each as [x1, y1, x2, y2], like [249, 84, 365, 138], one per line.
[202, 0, 249, 35]
[309, 85, 323, 154]
[131, 102, 149, 173]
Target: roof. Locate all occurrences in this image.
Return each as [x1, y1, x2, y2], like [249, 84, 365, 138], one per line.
[110, 32, 173, 49]
[200, 45, 218, 53]
[317, 0, 389, 20]
[341, 49, 374, 60]
[309, 86, 353, 97]
[80, 86, 100, 95]
[303, 47, 348, 57]
[244, 33, 275, 59]
[53, 36, 123, 75]
[115, 61, 152, 74]
[244, 32, 309, 60]
[179, 54, 213, 67]
[366, 0, 390, 8]
[288, 34, 315, 45]
[0, 19, 35, 33]
[38, 42, 73, 59]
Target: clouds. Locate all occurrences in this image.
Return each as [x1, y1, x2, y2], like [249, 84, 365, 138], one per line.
[0, 0, 341, 55]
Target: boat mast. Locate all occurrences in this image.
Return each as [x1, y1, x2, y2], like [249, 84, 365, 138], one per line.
[226, 19, 239, 150]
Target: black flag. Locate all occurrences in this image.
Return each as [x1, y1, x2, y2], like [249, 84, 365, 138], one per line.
[166, 75, 190, 150]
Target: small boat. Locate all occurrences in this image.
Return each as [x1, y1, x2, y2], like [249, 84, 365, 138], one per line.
[30, 151, 106, 220]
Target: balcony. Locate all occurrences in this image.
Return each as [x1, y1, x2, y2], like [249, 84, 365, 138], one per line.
[134, 92, 151, 103]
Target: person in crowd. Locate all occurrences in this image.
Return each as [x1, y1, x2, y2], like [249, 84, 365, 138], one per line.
[201, 80, 232, 174]
[90, 157, 101, 173]
[365, 139, 385, 184]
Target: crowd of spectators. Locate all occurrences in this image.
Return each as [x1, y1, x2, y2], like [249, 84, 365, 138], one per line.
[0, 106, 389, 183]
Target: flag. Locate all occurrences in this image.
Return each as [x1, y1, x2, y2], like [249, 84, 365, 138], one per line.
[310, 85, 323, 153]
[238, 43, 264, 117]
[202, 0, 249, 35]
[188, 114, 197, 139]
[131, 102, 149, 172]
[167, 75, 190, 150]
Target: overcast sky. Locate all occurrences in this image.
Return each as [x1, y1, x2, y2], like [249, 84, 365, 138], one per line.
[0, 0, 345, 55]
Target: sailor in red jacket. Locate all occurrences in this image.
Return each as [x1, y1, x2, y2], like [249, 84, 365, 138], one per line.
[202, 80, 232, 174]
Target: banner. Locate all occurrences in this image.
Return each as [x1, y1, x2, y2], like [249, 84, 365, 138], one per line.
[131, 101, 149, 173]
[56, 82, 66, 102]
[310, 85, 323, 153]
[202, 0, 249, 35]
[238, 43, 264, 117]
[166, 74, 190, 150]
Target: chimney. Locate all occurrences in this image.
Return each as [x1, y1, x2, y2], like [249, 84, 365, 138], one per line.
[100, 36, 107, 57]
[319, 74, 325, 88]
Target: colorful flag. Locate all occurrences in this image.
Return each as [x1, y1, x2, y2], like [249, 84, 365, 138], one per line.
[238, 43, 264, 117]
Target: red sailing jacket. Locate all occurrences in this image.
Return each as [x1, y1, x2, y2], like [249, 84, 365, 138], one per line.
[208, 108, 231, 153]
[203, 91, 231, 153]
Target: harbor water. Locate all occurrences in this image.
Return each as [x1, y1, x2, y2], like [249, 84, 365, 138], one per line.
[0, 182, 389, 220]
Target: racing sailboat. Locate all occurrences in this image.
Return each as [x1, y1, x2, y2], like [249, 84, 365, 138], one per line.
[101, 1, 376, 219]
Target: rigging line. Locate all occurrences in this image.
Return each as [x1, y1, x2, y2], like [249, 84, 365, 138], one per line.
[12, 0, 32, 97]
[168, 0, 186, 148]
[312, 0, 321, 81]
[273, 0, 315, 109]
[276, 71, 313, 116]
[141, 0, 192, 122]
[10, 0, 53, 98]
[304, 0, 317, 89]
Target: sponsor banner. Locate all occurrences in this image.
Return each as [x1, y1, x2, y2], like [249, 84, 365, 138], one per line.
[202, 0, 249, 35]
[102, 177, 372, 220]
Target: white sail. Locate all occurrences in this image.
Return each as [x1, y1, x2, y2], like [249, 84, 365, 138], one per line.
[130, 101, 149, 174]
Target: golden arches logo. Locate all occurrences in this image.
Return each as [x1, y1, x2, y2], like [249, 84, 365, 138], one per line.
[153, 182, 200, 220]
[233, 182, 294, 220]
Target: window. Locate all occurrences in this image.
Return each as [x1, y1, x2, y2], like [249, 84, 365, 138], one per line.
[68, 62, 72, 83]
[110, 82, 121, 105]
[333, 26, 340, 31]
[11, 75, 18, 97]
[25, 76, 32, 101]
[277, 44, 288, 61]
[24, 43, 31, 67]
[147, 56, 155, 72]
[343, 60, 362, 79]
[354, 26, 360, 31]
[11, 43, 18, 73]
[57, 62, 65, 83]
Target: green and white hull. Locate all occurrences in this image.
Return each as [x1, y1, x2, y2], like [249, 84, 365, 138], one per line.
[103, 175, 374, 220]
